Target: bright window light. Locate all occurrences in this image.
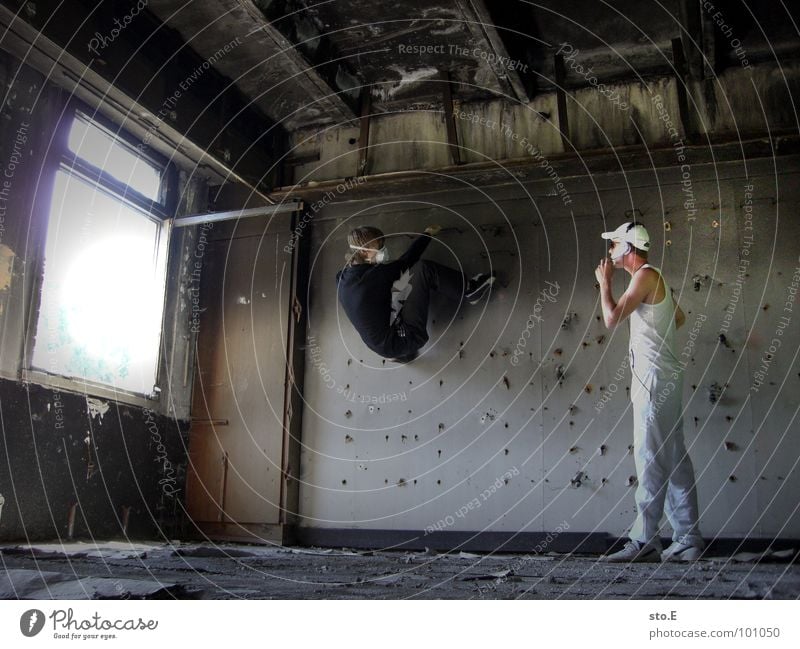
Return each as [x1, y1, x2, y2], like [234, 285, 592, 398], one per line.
[67, 115, 161, 200]
[32, 170, 168, 395]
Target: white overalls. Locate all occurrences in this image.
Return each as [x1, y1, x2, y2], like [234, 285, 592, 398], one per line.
[628, 265, 703, 548]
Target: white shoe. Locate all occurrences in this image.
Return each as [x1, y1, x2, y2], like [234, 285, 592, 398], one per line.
[661, 541, 704, 562]
[600, 540, 661, 563]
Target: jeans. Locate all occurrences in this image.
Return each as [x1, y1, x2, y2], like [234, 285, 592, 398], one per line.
[392, 260, 466, 355]
[629, 369, 703, 549]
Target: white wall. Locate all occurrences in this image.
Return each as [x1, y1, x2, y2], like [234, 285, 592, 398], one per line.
[298, 155, 800, 540]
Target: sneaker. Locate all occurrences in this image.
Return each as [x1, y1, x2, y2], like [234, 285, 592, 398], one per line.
[465, 272, 496, 305]
[389, 350, 419, 364]
[661, 541, 705, 562]
[600, 540, 661, 563]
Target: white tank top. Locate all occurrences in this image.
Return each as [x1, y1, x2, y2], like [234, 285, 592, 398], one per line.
[629, 264, 681, 378]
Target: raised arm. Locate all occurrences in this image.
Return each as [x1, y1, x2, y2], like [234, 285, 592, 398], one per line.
[396, 225, 441, 271]
[595, 259, 654, 329]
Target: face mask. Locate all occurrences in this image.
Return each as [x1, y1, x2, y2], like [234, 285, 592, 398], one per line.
[349, 244, 389, 264]
[610, 241, 631, 261]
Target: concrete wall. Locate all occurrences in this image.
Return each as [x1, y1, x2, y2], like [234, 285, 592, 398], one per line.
[298, 154, 800, 541]
[0, 380, 187, 541]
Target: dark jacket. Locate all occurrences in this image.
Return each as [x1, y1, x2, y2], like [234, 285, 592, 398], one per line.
[336, 235, 431, 358]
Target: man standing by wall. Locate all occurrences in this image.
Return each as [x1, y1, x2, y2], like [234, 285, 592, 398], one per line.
[595, 222, 704, 562]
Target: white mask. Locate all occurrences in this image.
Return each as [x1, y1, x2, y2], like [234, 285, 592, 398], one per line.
[349, 243, 389, 264]
[610, 241, 631, 261]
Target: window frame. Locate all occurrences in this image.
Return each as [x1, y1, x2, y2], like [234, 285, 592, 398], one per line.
[63, 110, 170, 218]
[22, 102, 177, 408]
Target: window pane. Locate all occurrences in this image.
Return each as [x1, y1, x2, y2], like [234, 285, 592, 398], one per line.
[67, 115, 161, 200]
[32, 170, 168, 395]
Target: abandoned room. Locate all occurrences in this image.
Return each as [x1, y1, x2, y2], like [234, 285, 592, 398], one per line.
[0, 0, 799, 605]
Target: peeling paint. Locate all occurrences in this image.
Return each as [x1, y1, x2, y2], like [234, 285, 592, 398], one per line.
[86, 398, 109, 422]
[0, 244, 15, 291]
[377, 65, 440, 101]
[429, 18, 463, 36]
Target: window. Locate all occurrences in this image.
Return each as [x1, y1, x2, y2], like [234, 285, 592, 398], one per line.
[30, 111, 170, 398]
[66, 114, 161, 200]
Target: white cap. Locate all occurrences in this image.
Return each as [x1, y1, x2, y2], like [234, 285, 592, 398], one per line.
[601, 222, 650, 251]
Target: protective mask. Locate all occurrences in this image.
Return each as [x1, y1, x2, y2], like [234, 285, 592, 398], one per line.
[374, 247, 389, 263]
[349, 244, 389, 264]
[610, 241, 631, 261]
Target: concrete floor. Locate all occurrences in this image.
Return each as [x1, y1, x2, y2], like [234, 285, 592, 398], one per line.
[1, 542, 798, 599]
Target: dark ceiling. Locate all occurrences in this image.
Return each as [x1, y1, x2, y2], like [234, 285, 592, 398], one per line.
[144, 0, 668, 130]
[4, 0, 798, 157]
[148, 0, 708, 131]
[144, 0, 799, 132]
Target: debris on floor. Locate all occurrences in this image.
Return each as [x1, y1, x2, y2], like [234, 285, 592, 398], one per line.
[731, 548, 797, 563]
[1, 541, 798, 599]
[0, 569, 187, 599]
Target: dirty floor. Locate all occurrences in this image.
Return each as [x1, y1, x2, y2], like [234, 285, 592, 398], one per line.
[1, 542, 798, 599]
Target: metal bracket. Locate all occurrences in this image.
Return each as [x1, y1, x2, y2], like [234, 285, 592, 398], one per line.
[173, 202, 302, 228]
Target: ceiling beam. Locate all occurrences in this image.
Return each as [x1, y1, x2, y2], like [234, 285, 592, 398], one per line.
[455, 0, 532, 103]
[269, 136, 800, 203]
[357, 89, 372, 176]
[441, 71, 463, 165]
[239, 0, 359, 121]
[678, 0, 708, 80]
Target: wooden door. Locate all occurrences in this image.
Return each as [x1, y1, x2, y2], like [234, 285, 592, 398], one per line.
[186, 229, 292, 542]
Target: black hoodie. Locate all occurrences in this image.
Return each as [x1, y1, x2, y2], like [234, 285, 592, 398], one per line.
[336, 234, 432, 358]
